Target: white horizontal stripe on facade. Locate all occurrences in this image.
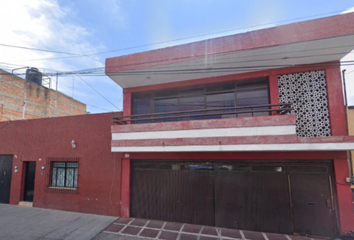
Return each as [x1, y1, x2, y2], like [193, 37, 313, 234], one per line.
[112, 125, 296, 140]
[111, 142, 354, 152]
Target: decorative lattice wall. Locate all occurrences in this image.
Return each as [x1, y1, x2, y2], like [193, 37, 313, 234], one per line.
[278, 70, 331, 137]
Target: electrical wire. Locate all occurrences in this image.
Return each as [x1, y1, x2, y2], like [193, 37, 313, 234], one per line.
[0, 43, 79, 55]
[1, 61, 353, 77]
[55, 43, 354, 75]
[0, 66, 120, 111]
[50, 61, 354, 77]
[71, 74, 120, 110]
[86, 104, 115, 112]
[0, 8, 352, 64]
[3, 44, 352, 78]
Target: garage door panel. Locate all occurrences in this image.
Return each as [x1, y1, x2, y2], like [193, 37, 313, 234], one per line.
[215, 171, 293, 233]
[290, 174, 335, 236]
[131, 163, 215, 225]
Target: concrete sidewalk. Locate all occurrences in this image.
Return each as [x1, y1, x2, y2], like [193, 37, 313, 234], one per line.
[0, 204, 117, 240]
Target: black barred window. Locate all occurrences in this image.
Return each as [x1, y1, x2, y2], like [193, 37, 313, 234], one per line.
[51, 162, 78, 188]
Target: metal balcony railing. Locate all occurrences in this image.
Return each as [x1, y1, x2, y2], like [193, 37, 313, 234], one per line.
[113, 103, 292, 125]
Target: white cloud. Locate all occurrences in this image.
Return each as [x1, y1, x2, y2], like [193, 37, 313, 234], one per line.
[0, 0, 122, 113]
[0, 0, 104, 70]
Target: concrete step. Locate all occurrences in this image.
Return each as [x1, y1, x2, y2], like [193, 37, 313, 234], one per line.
[18, 201, 33, 207]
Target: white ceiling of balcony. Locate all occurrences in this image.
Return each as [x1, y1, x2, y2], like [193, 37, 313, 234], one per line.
[107, 35, 354, 88]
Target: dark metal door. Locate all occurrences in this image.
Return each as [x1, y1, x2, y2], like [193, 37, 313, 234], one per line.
[215, 163, 293, 234]
[23, 161, 36, 202]
[289, 164, 336, 237]
[131, 161, 215, 226]
[0, 155, 13, 204]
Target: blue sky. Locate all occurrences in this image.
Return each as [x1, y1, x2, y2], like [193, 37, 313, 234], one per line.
[0, 0, 354, 113]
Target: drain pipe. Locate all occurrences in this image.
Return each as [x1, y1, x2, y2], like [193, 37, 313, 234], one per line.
[343, 69, 348, 107]
[342, 69, 353, 177]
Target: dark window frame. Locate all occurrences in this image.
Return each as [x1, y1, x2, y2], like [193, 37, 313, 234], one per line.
[51, 162, 78, 188]
[132, 78, 270, 123]
[45, 157, 80, 194]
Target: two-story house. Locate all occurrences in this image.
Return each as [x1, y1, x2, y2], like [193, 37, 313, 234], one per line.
[106, 12, 354, 237]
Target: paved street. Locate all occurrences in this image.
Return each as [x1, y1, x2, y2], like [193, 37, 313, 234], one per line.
[0, 204, 117, 240]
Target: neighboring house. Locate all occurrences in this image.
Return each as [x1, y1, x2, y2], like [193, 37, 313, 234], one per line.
[0, 112, 123, 216]
[1, 12, 354, 239]
[106, 12, 354, 237]
[0, 68, 86, 121]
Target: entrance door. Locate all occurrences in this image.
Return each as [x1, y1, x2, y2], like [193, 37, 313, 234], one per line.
[289, 164, 336, 236]
[23, 161, 36, 202]
[0, 155, 13, 204]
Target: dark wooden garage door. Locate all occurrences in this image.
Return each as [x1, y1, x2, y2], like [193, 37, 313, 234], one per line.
[0, 155, 13, 204]
[131, 160, 337, 236]
[215, 163, 292, 233]
[131, 161, 215, 226]
[289, 164, 336, 236]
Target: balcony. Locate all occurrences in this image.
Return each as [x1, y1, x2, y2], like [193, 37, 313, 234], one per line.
[113, 103, 292, 125]
[111, 101, 354, 153]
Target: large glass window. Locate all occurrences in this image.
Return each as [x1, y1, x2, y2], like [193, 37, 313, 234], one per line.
[206, 92, 235, 119]
[154, 98, 178, 122]
[132, 78, 269, 123]
[179, 96, 205, 120]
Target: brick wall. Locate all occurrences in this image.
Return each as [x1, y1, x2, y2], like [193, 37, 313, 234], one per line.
[0, 69, 86, 121]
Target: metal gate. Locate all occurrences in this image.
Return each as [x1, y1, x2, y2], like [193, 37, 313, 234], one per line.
[0, 155, 13, 204]
[131, 160, 337, 236]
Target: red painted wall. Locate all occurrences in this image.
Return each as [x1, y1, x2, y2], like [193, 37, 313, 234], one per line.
[0, 112, 123, 216]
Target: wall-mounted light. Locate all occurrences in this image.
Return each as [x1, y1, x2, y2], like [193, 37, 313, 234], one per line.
[41, 165, 45, 170]
[14, 165, 18, 174]
[71, 140, 76, 148]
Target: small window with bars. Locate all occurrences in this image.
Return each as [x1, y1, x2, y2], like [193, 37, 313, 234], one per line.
[51, 162, 78, 188]
[45, 157, 80, 193]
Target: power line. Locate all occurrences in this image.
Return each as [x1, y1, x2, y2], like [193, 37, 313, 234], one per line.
[32, 61, 354, 77]
[72, 43, 354, 75]
[71, 73, 120, 111]
[86, 104, 115, 112]
[1, 8, 352, 64]
[0, 43, 79, 55]
[0, 65, 121, 111]
[67, 8, 354, 57]
[1, 61, 353, 77]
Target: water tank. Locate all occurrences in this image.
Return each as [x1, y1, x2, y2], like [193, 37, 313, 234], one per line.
[25, 67, 42, 85]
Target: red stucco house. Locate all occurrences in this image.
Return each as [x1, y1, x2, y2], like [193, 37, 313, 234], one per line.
[1, 12, 354, 238]
[106, 12, 354, 237]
